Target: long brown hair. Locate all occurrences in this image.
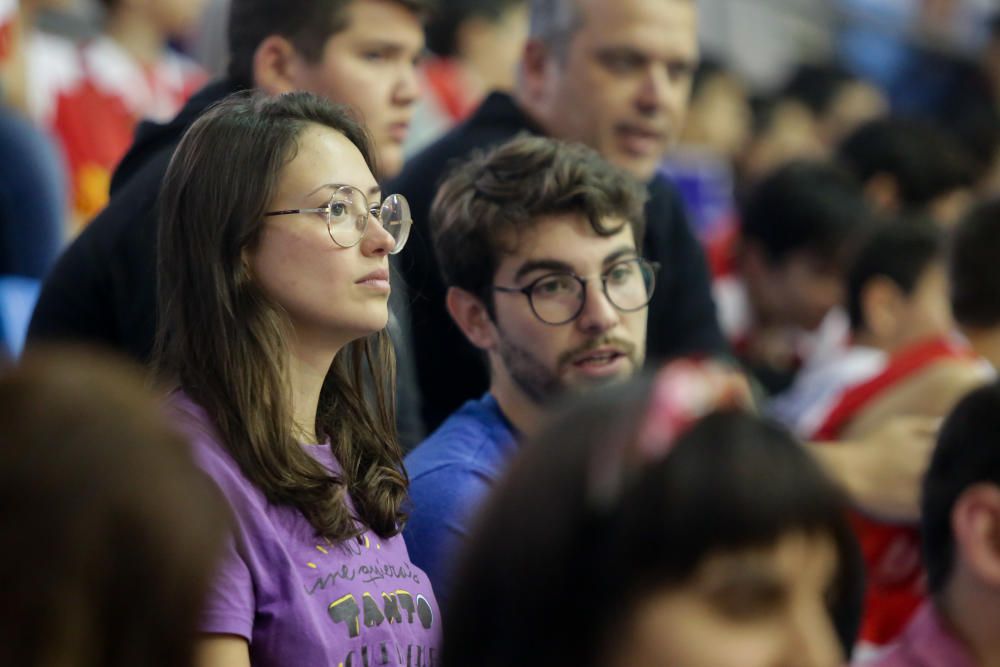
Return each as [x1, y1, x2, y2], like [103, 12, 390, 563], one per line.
[154, 91, 407, 541]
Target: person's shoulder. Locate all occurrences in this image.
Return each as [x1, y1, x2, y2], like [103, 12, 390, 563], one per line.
[645, 171, 685, 214]
[168, 394, 262, 502]
[25, 31, 83, 124]
[405, 396, 513, 479]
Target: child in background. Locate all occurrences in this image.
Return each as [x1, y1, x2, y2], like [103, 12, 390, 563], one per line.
[27, 0, 206, 230]
[807, 221, 984, 659]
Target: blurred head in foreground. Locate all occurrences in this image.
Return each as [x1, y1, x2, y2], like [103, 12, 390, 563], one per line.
[443, 359, 863, 667]
[0, 348, 229, 667]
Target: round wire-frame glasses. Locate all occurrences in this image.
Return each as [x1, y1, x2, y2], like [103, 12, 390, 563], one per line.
[264, 184, 412, 255]
[493, 257, 660, 325]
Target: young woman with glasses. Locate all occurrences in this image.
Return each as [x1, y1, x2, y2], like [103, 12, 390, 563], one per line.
[154, 91, 437, 667]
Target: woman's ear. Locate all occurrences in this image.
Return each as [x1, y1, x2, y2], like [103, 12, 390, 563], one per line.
[446, 287, 497, 351]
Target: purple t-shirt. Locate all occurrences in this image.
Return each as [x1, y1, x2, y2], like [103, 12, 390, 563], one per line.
[171, 394, 441, 667]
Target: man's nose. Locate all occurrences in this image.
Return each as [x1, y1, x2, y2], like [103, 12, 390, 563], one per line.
[575, 280, 620, 334]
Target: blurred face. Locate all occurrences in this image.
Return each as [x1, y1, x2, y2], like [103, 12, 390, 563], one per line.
[531, 0, 698, 181]
[740, 103, 827, 184]
[248, 124, 397, 348]
[684, 72, 752, 160]
[746, 250, 843, 331]
[488, 214, 648, 403]
[290, 0, 424, 179]
[610, 532, 843, 667]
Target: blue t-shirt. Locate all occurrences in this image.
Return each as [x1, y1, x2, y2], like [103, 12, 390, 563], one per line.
[403, 393, 516, 610]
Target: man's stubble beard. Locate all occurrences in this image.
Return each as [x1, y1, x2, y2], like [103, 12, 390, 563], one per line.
[496, 330, 640, 406]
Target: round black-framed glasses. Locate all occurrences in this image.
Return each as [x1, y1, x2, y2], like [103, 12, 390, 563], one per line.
[493, 257, 660, 325]
[264, 184, 412, 255]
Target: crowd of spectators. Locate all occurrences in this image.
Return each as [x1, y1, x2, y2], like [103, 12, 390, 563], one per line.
[3, 0, 1000, 665]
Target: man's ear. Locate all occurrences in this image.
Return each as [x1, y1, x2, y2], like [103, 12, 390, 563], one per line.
[861, 277, 902, 341]
[952, 483, 1000, 587]
[446, 287, 497, 352]
[252, 35, 307, 96]
[519, 38, 551, 104]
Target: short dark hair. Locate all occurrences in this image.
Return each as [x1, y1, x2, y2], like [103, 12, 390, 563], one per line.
[950, 198, 1000, 329]
[923, 381, 1000, 594]
[0, 347, 229, 667]
[740, 160, 870, 265]
[846, 220, 945, 332]
[442, 376, 863, 667]
[837, 117, 977, 213]
[781, 61, 857, 118]
[227, 0, 430, 88]
[425, 0, 525, 57]
[430, 134, 648, 309]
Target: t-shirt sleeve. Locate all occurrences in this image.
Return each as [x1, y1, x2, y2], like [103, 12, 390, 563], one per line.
[199, 527, 255, 640]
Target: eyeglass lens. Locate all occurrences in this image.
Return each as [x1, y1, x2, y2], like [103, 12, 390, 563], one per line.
[326, 186, 412, 254]
[529, 259, 655, 324]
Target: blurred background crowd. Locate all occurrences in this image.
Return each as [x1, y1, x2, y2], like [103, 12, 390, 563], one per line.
[2, 0, 999, 359]
[4, 0, 1000, 665]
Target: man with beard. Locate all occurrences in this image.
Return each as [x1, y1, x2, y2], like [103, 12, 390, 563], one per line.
[402, 135, 651, 607]
[389, 0, 726, 436]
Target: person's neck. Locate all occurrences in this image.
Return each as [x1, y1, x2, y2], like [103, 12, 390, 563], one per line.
[850, 329, 885, 352]
[488, 376, 546, 439]
[512, 87, 555, 138]
[105, 8, 165, 67]
[454, 58, 487, 102]
[941, 571, 1000, 667]
[287, 336, 341, 444]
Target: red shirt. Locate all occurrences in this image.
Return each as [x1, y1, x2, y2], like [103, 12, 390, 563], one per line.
[814, 337, 976, 651]
[29, 34, 205, 228]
